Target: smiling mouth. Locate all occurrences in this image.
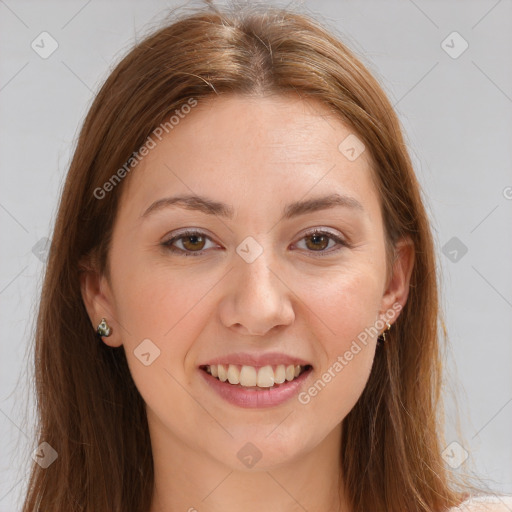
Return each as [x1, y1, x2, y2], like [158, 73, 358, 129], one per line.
[199, 363, 313, 389]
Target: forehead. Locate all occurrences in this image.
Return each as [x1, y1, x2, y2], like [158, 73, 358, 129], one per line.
[119, 93, 379, 223]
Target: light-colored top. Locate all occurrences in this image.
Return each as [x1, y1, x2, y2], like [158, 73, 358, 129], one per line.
[449, 495, 512, 511]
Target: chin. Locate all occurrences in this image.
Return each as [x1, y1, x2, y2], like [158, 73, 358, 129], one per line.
[211, 427, 315, 471]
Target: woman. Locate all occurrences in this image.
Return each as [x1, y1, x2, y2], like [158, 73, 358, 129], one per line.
[21, 2, 510, 511]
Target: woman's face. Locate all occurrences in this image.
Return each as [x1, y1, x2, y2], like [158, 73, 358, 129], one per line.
[82, 93, 413, 471]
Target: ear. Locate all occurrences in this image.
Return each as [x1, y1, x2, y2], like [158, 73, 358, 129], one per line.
[378, 236, 415, 324]
[78, 256, 123, 348]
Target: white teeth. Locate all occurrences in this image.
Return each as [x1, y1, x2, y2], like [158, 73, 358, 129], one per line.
[285, 365, 295, 381]
[256, 365, 274, 388]
[227, 364, 240, 384]
[205, 363, 308, 388]
[217, 364, 228, 382]
[274, 364, 286, 384]
[239, 365, 257, 386]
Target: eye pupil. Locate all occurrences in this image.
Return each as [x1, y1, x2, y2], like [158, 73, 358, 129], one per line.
[182, 234, 205, 251]
[306, 233, 329, 251]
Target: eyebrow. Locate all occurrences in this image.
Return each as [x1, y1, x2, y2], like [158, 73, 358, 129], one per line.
[140, 193, 365, 220]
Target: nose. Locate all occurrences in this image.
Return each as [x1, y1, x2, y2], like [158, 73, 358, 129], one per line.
[218, 245, 295, 336]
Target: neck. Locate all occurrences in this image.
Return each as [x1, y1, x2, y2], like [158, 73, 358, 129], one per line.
[148, 419, 349, 512]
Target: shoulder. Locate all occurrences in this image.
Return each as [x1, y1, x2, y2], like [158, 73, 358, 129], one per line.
[448, 495, 512, 512]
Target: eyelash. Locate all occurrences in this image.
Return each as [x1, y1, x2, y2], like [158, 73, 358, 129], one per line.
[161, 229, 349, 257]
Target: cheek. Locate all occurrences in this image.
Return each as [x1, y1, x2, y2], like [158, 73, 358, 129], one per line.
[293, 266, 381, 421]
[296, 261, 382, 343]
[297, 323, 378, 436]
[110, 248, 211, 345]
[109, 255, 225, 401]
[112, 261, 214, 426]
[297, 348, 376, 442]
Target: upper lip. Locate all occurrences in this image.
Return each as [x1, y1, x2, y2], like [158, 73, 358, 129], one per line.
[199, 352, 312, 368]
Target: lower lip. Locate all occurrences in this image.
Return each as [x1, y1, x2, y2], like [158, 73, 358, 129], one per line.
[199, 367, 313, 408]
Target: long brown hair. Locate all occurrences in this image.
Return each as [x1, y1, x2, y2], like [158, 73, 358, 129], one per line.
[22, 1, 472, 510]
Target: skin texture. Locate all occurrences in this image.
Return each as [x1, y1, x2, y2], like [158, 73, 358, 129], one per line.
[80, 93, 414, 512]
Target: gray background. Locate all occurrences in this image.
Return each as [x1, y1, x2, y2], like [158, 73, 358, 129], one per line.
[1, 0, 511, 509]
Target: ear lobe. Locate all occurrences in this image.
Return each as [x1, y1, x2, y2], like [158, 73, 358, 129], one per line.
[380, 236, 415, 319]
[79, 259, 122, 348]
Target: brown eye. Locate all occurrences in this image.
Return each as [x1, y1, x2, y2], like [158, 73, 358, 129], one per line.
[162, 230, 216, 257]
[295, 229, 348, 256]
[181, 234, 206, 251]
[305, 233, 330, 251]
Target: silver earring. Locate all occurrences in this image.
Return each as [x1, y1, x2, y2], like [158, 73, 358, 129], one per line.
[96, 318, 112, 337]
[378, 322, 391, 343]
